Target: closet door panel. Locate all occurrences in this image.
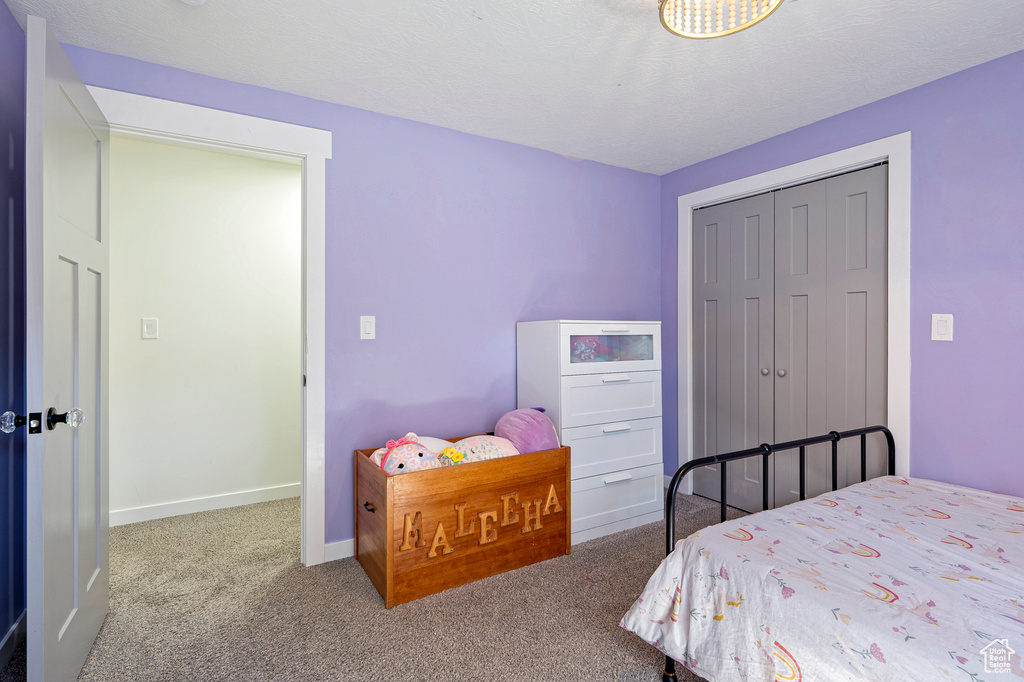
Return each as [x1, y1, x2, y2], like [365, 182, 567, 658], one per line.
[774, 180, 830, 504]
[727, 197, 775, 512]
[826, 166, 888, 487]
[691, 205, 731, 500]
[691, 195, 773, 510]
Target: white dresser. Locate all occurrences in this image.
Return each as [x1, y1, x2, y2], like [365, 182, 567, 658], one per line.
[516, 320, 664, 545]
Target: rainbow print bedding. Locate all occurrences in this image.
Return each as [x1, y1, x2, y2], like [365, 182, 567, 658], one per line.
[621, 477, 1024, 680]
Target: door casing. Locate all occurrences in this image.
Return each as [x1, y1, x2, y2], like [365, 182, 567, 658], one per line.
[676, 133, 911, 490]
[86, 86, 332, 566]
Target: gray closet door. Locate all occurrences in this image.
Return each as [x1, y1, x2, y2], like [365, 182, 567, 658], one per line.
[692, 165, 887, 511]
[692, 193, 775, 512]
[825, 166, 888, 489]
[773, 179, 830, 503]
[775, 166, 888, 502]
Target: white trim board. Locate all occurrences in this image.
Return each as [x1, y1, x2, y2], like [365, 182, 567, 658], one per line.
[324, 539, 355, 563]
[676, 133, 912, 491]
[87, 86, 332, 566]
[110, 484, 301, 527]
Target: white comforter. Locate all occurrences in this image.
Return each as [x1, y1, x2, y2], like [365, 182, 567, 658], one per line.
[621, 477, 1024, 680]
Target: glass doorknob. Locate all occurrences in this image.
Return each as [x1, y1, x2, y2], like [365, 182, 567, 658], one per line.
[47, 407, 84, 431]
[1, 411, 26, 434]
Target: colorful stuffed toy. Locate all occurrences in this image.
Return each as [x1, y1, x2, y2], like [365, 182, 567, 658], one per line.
[371, 433, 448, 475]
[448, 435, 519, 463]
[439, 446, 465, 464]
[494, 408, 559, 454]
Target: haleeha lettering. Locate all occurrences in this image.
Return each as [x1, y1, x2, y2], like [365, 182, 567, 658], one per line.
[399, 484, 564, 558]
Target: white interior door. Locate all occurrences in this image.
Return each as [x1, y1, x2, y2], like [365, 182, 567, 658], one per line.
[25, 16, 109, 681]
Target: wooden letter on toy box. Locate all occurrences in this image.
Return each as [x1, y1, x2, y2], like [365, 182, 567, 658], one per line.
[500, 492, 520, 527]
[543, 484, 562, 515]
[400, 512, 426, 551]
[478, 510, 499, 545]
[428, 521, 454, 558]
[454, 502, 477, 539]
[521, 499, 543, 534]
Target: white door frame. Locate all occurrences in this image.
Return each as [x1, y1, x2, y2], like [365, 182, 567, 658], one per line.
[677, 132, 911, 487]
[87, 86, 332, 566]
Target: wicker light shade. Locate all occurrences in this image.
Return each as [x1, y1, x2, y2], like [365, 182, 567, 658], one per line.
[660, 0, 784, 38]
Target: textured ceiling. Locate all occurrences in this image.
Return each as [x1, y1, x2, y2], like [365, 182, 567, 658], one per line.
[5, 0, 1024, 174]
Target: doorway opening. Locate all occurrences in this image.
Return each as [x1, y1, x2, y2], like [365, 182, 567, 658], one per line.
[107, 136, 303, 537]
[89, 86, 332, 566]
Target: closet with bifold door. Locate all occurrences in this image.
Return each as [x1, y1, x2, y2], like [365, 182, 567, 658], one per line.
[692, 164, 888, 512]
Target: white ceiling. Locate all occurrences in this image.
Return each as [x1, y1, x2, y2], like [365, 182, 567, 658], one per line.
[6, 0, 1024, 174]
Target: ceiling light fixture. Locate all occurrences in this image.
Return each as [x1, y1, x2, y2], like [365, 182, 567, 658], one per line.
[660, 0, 783, 38]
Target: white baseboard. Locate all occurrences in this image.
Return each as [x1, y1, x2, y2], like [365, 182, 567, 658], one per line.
[0, 610, 25, 672]
[665, 471, 694, 495]
[324, 538, 355, 562]
[111, 483, 301, 526]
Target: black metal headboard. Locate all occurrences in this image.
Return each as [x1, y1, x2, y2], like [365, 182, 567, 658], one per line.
[664, 425, 895, 556]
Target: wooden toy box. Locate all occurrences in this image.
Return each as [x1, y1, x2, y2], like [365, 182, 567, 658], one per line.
[354, 443, 571, 608]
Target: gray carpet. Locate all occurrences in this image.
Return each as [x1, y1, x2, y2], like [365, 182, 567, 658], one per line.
[3, 494, 745, 681]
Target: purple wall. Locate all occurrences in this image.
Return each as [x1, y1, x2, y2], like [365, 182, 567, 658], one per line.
[59, 39, 1024, 548]
[660, 49, 1024, 498]
[0, 0, 27, 663]
[62, 47, 662, 545]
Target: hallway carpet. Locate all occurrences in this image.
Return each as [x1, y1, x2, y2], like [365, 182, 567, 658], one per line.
[63, 493, 741, 681]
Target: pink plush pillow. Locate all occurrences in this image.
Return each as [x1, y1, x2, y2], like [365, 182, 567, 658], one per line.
[450, 435, 519, 463]
[494, 408, 559, 454]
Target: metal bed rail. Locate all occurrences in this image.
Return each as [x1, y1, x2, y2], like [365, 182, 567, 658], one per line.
[659, 425, 894, 680]
[664, 424, 895, 557]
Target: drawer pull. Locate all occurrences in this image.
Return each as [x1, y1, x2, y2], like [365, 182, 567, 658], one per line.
[601, 375, 632, 383]
[602, 423, 632, 433]
[363, 502, 375, 513]
[603, 472, 633, 484]
[600, 327, 630, 333]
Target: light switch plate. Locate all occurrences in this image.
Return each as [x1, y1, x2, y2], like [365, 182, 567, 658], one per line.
[141, 318, 159, 339]
[359, 315, 375, 340]
[931, 313, 953, 342]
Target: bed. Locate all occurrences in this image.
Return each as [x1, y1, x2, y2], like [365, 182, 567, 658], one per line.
[621, 427, 1024, 681]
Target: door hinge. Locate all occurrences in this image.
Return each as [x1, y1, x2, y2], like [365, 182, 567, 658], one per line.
[303, 374, 307, 387]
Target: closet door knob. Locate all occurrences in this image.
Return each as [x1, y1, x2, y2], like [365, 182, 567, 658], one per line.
[777, 369, 786, 378]
[760, 368, 770, 376]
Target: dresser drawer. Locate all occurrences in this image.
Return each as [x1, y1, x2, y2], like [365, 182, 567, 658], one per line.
[562, 417, 662, 480]
[559, 371, 661, 429]
[571, 464, 664, 533]
[559, 322, 661, 376]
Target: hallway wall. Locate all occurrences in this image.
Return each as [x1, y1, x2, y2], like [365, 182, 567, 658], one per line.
[108, 136, 302, 522]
